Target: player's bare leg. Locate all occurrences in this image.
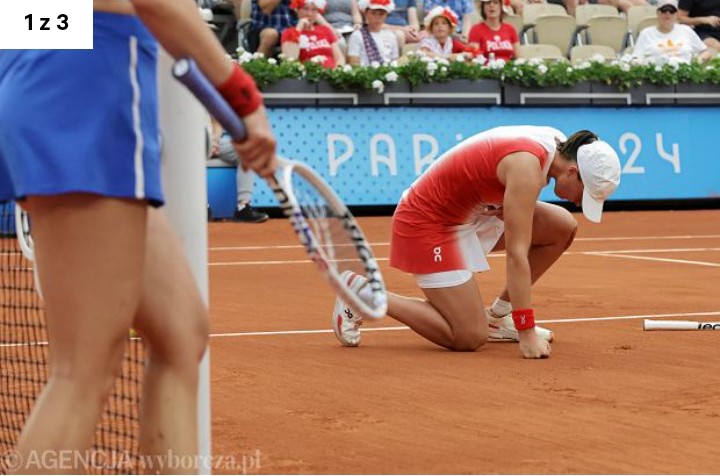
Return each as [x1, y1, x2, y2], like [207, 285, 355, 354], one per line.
[132, 209, 208, 474]
[386, 278, 489, 351]
[12, 194, 146, 474]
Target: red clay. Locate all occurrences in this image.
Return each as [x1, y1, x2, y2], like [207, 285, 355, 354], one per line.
[208, 210, 720, 474]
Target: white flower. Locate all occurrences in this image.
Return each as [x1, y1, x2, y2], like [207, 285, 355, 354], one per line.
[437, 57, 450, 66]
[566, 67, 573, 73]
[428, 69, 435, 76]
[237, 51, 254, 64]
[620, 62, 630, 72]
[538, 64, 548, 74]
[419, 55, 432, 62]
[668, 56, 682, 68]
[514, 58, 526, 65]
[440, 66, 447, 73]
[252, 52, 265, 59]
[529, 57, 544, 66]
[426, 61, 438, 72]
[389, 60, 399, 67]
[472, 54, 486, 65]
[385, 71, 399, 82]
[372, 79, 385, 93]
[310, 55, 326, 64]
[342, 64, 353, 73]
[268, 58, 277, 65]
[453, 52, 467, 62]
[370, 61, 381, 68]
[655, 65, 663, 72]
[576, 61, 591, 70]
[591, 54, 606, 63]
[487, 58, 506, 69]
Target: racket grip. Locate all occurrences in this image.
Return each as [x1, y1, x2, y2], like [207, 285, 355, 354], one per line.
[172, 58, 247, 142]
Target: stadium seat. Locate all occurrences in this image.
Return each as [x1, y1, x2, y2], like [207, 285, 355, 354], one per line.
[523, 15, 577, 56]
[577, 15, 629, 53]
[516, 43, 567, 60]
[522, 3, 569, 26]
[631, 16, 659, 45]
[575, 4, 619, 26]
[569, 44, 617, 63]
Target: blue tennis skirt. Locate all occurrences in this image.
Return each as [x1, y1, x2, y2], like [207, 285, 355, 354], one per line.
[0, 12, 163, 206]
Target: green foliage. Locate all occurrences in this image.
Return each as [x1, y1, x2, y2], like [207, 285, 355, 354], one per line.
[236, 50, 720, 91]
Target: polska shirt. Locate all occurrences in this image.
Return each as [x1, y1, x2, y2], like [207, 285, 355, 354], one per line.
[281, 24, 338, 68]
[468, 22, 518, 62]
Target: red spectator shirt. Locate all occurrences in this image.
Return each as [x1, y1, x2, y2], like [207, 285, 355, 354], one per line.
[468, 22, 518, 62]
[281, 24, 337, 68]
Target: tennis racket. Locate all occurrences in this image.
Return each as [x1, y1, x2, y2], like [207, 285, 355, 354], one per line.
[644, 319, 720, 331]
[173, 58, 388, 320]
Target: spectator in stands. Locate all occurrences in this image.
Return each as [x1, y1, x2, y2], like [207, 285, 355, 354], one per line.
[678, 0, 720, 50]
[281, 0, 347, 67]
[210, 118, 269, 223]
[424, 0, 475, 39]
[347, 0, 401, 64]
[420, 6, 476, 56]
[249, 0, 296, 56]
[385, 0, 423, 44]
[633, 0, 716, 61]
[468, 0, 519, 62]
[594, 0, 650, 15]
[321, 0, 363, 35]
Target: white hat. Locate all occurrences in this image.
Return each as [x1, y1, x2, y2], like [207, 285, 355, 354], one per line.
[577, 141, 621, 223]
[423, 6, 459, 29]
[656, 0, 678, 10]
[358, 0, 395, 12]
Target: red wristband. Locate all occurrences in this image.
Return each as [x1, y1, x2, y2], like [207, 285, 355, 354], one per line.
[512, 308, 535, 331]
[217, 63, 263, 118]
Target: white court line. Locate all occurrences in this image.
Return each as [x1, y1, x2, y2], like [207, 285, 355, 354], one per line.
[3, 311, 720, 347]
[589, 253, 720, 268]
[209, 247, 720, 266]
[208, 234, 720, 252]
[208, 311, 720, 339]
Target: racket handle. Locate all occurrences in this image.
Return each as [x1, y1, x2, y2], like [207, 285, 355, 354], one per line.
[172, 58, 247, 142]
[643, 319, 720, 331]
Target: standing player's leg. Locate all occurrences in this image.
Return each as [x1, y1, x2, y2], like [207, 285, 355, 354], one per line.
[131, 209, 208, 473]
[12, 194, 147, 473]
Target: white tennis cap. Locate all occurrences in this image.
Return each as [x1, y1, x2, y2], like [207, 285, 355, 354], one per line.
[577, 141, 621, 223]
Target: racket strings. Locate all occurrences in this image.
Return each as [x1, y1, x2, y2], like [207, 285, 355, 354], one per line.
[291, 172, 364, 279]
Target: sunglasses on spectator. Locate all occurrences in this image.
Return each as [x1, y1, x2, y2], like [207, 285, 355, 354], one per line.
[658, 7, 676, 13]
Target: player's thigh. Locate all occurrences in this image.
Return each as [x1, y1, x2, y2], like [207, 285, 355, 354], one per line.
[133, 208, 209, 364]
[420, 272, 488, 340]
[530, 201, 577, 245]
[492, 202, 577, 251]
[25, 194, 147, 371]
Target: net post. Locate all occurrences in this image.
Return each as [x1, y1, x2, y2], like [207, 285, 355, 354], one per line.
[158, 49, 212, 475]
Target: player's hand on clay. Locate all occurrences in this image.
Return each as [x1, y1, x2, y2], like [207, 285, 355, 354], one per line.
[518, 329, 551, 359]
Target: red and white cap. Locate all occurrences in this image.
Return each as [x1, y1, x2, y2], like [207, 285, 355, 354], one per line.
[358, 0, 396, 12]
[577, 141, 621, 223]
[423, 6, 459, 29]
[290, 0, 327, 12]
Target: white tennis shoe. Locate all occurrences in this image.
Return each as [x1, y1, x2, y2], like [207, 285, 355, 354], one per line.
[331, 271, 366, 347]
[486, 310, 554, 343]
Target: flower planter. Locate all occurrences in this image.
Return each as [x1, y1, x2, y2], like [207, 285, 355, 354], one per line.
[503, 83, 592, 106]
[627, 84, 676, 106]
[674, 83, 720, 105]
[589, 82, 633, 106]
[316, 79, 411, 106]
[260, 79, 318, 107]
[409, 80, 502, 106]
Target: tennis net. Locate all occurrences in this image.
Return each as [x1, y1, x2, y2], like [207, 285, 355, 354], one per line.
[0, 202, 144, 475]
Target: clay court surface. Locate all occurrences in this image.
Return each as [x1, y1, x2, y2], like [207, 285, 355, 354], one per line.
[207, 210, 720, 474]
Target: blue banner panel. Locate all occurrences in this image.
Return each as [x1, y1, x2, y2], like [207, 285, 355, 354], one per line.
[250, 107, 720, 207]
